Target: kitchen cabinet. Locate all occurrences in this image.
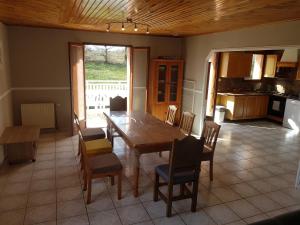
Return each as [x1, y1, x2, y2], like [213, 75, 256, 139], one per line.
[148, 59, 184, 122]
[219, 52, 253, 78]
[218, 94, 269, 120]
[296, 60, 300, 80]
[264, 55, 277, 78]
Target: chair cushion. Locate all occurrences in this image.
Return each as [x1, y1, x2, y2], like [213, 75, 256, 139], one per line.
[89, 153, 122, 174]
[85, 139, 112, 155]
[82, 128, 106, 141]
[155, 164, 196, 184]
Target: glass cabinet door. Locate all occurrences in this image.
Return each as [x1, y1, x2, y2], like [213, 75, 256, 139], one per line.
[169, 65, 179, 102]
[157, 65, 167, 102]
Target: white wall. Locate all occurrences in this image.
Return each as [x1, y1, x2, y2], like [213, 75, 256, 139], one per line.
[0, 23, 13, 164]
[184, 20, 300, 134]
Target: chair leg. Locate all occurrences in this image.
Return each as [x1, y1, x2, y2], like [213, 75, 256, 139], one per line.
[110, 176, 115, 185]
[83, 170, 87, 191]
[117, 172, 122, 200]
[87, 176, 92, 204]
[209, 160, 214, 181]
[191, 180, 199, 212]
[153, 172, 159, 201]
[158, 152, 162, 157]
[166, 183, 173, 217]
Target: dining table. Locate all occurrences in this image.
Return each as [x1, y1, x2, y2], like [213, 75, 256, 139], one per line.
[104, 111, 185, 197]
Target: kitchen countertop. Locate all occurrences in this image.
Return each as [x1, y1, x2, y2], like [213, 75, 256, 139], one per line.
[217, 92, 300, 100]
[217, 92, 270, 96]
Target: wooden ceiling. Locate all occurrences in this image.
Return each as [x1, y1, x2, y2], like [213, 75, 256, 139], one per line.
[0, 0, 300, 36]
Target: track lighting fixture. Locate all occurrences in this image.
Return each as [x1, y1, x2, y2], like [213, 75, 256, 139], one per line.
[105, 18, 150, 34]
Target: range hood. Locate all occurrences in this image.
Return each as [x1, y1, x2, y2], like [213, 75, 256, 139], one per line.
[277, 48, 298, 68]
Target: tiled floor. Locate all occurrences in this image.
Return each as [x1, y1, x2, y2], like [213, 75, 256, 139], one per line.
[0, 120, 300, 225]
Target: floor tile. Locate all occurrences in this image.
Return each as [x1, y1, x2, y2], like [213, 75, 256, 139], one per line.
[0, 194, 28, 212]
[230, 183, 260, 198]
[57, 214, 89, 225]
[180, 210, 217, 225]
[57, 199, 86, 219]
[24, 203, 56, 225]
[204, 204, 240, 225]
[28, 190, 56, 207]
[226, 199, 261, 218]
[153, 215, 185, 225]
[0, 209, 25, 225]
[57, 186, 83, 202]
[89, 209, 122, 225]
[246, 195, 281, 212]
[2, 181, 30, 196]
[30, 179, 56, 192]
[211, 187, 241, 203]
[266, 191, 298, 207]
[117, 203, 150, 225]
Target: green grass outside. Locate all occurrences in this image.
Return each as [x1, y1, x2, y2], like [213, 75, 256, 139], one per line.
[85, 61, 127, 80]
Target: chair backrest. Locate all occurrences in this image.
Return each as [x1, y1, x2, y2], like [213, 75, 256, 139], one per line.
[169, 136, 205, 177]
[165, 105, 178, 126]
[201, 120, 221, 153]
[78, 130, 91, 170]
[110, 96, 127, 111]
[179, 112, 195, 136]
[74, 112, 85, 129]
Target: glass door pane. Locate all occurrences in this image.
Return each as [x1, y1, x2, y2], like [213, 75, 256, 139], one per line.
[169, 65, 179, 102]
[157, 65, 167, 102]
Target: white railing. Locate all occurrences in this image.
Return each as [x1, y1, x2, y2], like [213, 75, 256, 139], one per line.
[85, 80, 128, 111]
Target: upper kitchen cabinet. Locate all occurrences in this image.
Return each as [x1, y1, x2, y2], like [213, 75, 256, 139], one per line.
[219, 52, 253, 78]
[264, 54, 278, 78]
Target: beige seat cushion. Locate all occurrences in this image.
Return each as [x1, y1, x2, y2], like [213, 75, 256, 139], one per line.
[89, 153, 122, 174]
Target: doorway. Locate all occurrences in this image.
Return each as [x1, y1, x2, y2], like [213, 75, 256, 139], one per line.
[70, 43, 149, 132]
[84, 45, 129, 128]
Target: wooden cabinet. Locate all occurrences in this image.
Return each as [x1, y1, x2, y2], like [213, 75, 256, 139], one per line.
[219, 95, 269, 120]
[296, 60, 300, 80]
[219, 52, 253, 78]
[148, 59, 184, 122]
[264, 55, 277, 78]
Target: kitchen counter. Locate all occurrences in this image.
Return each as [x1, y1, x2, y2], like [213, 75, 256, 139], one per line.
[217, 92, 270, 96]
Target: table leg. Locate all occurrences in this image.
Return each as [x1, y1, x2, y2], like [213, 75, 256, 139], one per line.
[134, 151, 141, 197]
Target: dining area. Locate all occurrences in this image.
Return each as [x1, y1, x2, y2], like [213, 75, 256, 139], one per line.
[75, 95, 221, 217]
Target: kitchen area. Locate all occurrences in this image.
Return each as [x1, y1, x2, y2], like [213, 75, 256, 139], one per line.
[207, 48, 300, 132]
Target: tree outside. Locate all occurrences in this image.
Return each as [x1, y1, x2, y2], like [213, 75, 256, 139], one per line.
[84, 45, 127, 80]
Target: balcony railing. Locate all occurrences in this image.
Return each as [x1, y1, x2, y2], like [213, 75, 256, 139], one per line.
[85, 80, 128, 110]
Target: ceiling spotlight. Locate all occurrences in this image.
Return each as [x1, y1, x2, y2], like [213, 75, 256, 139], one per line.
[134, 23, 138, 32]
[121, 23, 125, 31]
[146, 26, 150, 34]
[106, 24, 110, 32]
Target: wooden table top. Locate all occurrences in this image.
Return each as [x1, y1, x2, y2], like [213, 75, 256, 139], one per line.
[0, 126, 40, 144]
[104, 111, 185, 150]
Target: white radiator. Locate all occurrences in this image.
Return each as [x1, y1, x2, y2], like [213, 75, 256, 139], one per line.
[21, 103, 56, 129]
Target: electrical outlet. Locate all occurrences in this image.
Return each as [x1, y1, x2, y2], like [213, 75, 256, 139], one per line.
[295, 160, 300, 189]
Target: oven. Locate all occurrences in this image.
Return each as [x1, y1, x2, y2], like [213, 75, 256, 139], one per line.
[268, 95, 287, 118]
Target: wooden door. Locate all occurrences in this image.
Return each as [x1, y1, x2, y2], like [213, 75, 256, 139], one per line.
[264, 55, 277, 78]
[245, 96, 257, 118]
[131, 47, 150, 112]
[257, 96, 269, 117]
[233, 96, 246, 119]
[69, 43, 86, 133]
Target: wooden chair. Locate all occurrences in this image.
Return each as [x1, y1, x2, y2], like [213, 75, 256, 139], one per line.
[179, 112, 195, 136]
[74, 113, 112, 157]
[165, 105, 178, 126]
[74, 113, 106, 141]
[200, 120, 221, 181]
[109, 96, 127, 111]
[154, 136, 205, 217]
[107, 96, 127, 147]
[79, 131, 122, 204]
